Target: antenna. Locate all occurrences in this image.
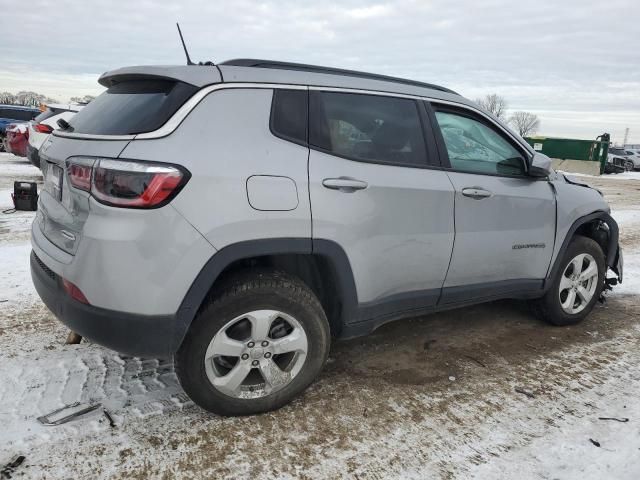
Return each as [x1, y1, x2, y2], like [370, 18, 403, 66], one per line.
[176, 23, 195, 65]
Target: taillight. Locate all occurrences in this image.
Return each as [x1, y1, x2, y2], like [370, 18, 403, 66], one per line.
[62, 278, 89, 304]
[34, 123, 53, 134]
[68, 163, 92, 192]
[65, 158, 189, 209]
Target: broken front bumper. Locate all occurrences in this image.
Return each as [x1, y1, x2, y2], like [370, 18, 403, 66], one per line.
[614, 245, 623, 283]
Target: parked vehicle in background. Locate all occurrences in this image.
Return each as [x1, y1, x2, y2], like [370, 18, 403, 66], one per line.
[28, 104, 84, 168]
[0, 105, 40, 151]
[608, 147, 637, 171]
[4, 122, 30, 157]
[623, 149, 640, 170]
[31, 60, 623, 416]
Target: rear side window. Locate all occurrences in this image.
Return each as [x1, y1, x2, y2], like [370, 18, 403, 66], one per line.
[310, 91, 427, 167]
[270, 89, 308, 144]
[68, 80, 198, 135]
[434, 110, 526, 176]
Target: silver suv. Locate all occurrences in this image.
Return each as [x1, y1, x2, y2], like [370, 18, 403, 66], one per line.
[31, 60, 623, 415]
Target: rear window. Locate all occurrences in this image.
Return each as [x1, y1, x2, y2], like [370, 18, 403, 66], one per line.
[35, 108, 65, 123]
[68, 80, 198, 135]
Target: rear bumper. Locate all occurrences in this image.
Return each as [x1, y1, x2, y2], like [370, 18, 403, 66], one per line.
[30, 250, 178, 358]
[27, 145, 41, 168]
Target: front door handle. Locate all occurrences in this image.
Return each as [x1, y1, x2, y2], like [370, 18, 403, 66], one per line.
[461, 187, 493, 199]
[322, 177, 368, 193]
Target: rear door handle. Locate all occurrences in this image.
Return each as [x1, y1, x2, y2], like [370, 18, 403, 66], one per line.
[322, 177, 368, 193]
[461, 187, 493, 199]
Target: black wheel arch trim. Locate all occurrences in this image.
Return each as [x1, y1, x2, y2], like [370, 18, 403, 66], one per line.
[545, 211, 619, 288]
[173, 238, 359, 350]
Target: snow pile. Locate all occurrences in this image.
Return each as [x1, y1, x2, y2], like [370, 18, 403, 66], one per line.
[610, 208, 640, 296]
[560, 170, 640, 181]
[7, 123, 29, 134]
[0, 243, 37, 304]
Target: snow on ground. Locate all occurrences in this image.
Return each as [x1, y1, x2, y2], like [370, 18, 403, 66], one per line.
[559, 169, 640, 181]
[0, 151, 639, 479]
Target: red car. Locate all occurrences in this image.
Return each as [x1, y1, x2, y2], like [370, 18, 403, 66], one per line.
[4, 123, 29, 157]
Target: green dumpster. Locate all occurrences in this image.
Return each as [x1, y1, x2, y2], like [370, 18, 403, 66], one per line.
[525, 134, 610, 174]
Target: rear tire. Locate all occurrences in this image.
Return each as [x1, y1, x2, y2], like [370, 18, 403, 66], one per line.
[533, 236, 605, 326]
[175, 269, 330, 416]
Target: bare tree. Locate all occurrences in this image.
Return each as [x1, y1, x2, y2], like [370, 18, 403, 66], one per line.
[474, 93, 508, 120]
[1, 91, 96, 106]
[70, 95, 96, 104]
[509, 111, 540, 137]
[12, 91, 59, 107]
[0, 92, 17, 104]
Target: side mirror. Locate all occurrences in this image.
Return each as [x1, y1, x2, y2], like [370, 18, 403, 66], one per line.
[529, 152, 552, 177]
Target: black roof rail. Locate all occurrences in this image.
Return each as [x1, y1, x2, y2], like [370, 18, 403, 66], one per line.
[219, 59, 458, 95]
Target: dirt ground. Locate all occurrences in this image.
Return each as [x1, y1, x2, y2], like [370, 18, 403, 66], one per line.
[1, 158, 639, 479]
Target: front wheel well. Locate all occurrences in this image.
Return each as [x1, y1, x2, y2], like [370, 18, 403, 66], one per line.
[574, 219, 610, 259]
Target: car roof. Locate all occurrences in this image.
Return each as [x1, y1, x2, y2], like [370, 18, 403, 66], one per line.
[220, 59, 458, 94]
[99, 60, 465, 105]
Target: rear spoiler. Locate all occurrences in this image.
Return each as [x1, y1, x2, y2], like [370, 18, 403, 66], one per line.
[99, 65, 221, 88]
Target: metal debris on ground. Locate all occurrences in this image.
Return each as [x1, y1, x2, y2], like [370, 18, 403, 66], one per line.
[598, 417, 629, 422]
[0, 456, 25, 479]
[103, 409, 116, 428]
[515, 387, 535, 399]
[37, 402, 102, 426]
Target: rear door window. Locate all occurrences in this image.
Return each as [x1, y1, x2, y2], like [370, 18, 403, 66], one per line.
[309, 91, 427, 167]
[67, 80, 198, 135]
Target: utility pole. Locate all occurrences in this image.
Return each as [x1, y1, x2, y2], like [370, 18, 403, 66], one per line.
[623, 127, 629, 147]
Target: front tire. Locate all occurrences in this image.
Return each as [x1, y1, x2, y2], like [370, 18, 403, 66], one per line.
[534, 236, 605, 326]
[175, 270, 330, 416]
[625, 160, 634, 172]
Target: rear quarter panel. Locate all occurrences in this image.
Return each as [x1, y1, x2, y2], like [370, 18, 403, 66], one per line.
[119, 88, 312, 250]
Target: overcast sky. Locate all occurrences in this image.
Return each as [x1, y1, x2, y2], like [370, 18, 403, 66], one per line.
[2, 0, 639, 143]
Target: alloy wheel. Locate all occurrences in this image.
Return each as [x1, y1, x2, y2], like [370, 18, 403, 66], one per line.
[559, 253, 599, 314]
[204, 310, 308, 399]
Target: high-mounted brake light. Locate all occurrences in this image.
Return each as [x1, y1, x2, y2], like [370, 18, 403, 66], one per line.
[65, 158, 189, 209]
[33, 123, 53, 134]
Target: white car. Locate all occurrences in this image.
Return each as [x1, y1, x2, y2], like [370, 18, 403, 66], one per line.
[625, 149, 640, 169]
[608, 147, 638, 171]
[27, 104, 83, 168]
